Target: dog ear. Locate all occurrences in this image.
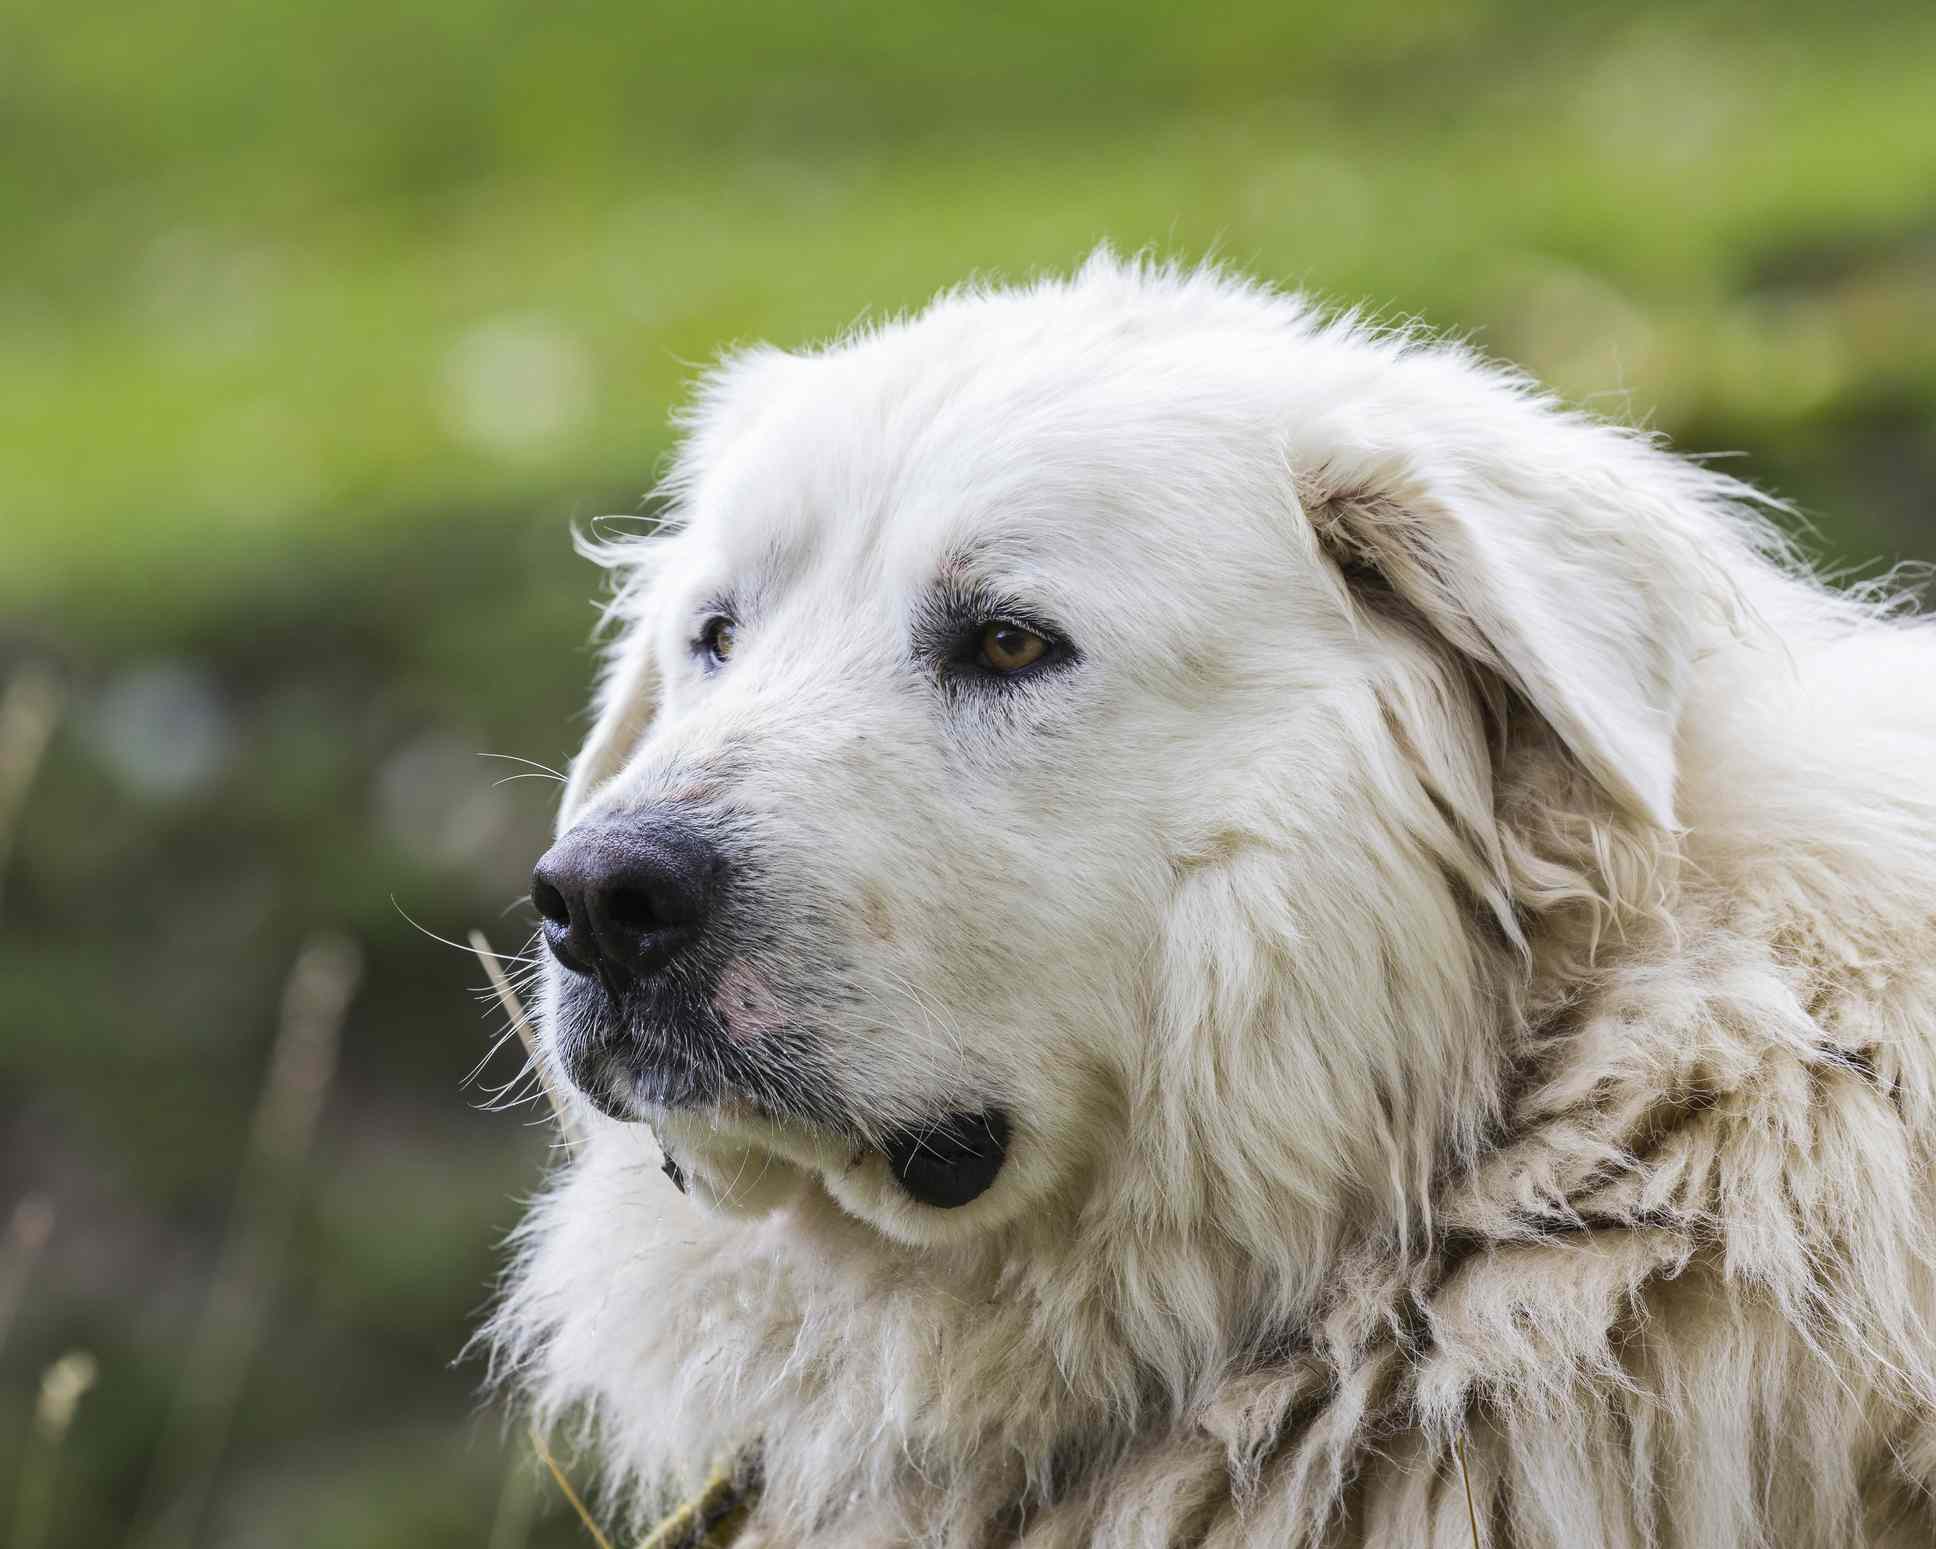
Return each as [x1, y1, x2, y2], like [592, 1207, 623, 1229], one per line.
[1299, 408, 1729, 832]
[559, 620, 661, 829]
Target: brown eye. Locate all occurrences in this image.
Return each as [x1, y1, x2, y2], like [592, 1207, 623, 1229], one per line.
[979, 621, 1049, 673]
[703, 617, 737, 663]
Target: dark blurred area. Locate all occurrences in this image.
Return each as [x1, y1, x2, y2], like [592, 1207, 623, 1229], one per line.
[1, 1, 1931, 1544]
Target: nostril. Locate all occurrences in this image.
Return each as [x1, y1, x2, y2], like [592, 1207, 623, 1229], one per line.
[604, 886, 663, 934]
[532, 878, 573, 930]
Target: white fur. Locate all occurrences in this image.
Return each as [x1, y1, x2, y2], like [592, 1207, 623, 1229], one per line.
[489, 253, 1936, 1546]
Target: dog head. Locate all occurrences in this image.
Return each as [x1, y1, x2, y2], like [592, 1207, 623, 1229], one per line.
[528, 255, 1740, 1266]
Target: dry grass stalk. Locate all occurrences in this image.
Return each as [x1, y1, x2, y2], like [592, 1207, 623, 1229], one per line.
[1458, 1430, 1481, 1549]
[469, 929, 580, 1144]
[0, 662, 61, 924]
[639, 1461, 752, 1549]
[0, 1195, 55, 1362]
[530, 1424, 616, 1549]
[11, 1349, 99, 1549]
[129, 934, 362, 1549]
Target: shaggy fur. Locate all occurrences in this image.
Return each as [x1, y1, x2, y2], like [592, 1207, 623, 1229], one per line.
[489, 253, 1936, 1547]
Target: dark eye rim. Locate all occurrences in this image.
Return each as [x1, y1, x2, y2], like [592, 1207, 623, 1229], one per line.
[694, 613, 737, 666]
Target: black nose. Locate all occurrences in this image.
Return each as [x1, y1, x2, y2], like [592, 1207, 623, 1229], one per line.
[531, 818, 722, 996]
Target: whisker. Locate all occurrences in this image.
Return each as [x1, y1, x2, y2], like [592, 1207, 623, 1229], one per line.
[477, 1057, 549, 1113]
[476, 752, 568, 783]
[462, 1017, 527, 1088]
[394, 899, 542, 963]
[470, 928, 582, 1146]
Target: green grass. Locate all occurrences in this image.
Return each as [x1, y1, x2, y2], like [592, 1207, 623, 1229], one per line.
[6, 1, 1934, 623]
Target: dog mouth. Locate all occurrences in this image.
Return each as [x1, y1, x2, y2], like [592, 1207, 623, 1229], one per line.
[558, 975, 834, 1126]
[645, 1089, 1013, 1212]
[579, 1050, 1013, 1211]
[653, 1106, 1013, 1211]
[559, 991, 1013, 1211]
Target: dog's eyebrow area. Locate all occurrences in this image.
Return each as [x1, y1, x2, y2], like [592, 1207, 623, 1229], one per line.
[673, 533, 795, 642]
[907, 550, 1081, 672]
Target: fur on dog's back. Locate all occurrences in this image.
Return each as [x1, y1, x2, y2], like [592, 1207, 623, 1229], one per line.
[490, 255, 1936, 1547]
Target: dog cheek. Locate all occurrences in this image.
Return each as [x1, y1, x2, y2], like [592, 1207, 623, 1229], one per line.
[711, 959, 789, 1041]
[861, 884, 896, 944]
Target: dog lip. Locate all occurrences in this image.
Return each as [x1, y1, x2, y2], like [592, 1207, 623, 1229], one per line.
[565, 1043, 725, 1122]
[622, 1055, 725, 1116]
[573, 1053, 651, 1121]
[882, 1107, 1011, 1209]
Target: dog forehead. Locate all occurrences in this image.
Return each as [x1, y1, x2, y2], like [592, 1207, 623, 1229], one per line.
[679, 290, 1302, 606]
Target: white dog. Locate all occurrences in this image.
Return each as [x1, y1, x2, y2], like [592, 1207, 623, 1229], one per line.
[490, 253, 1936, 1547]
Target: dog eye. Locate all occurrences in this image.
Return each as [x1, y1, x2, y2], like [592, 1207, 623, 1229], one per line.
[701, 616, 738, 664]
[978, 622, 1050, 673]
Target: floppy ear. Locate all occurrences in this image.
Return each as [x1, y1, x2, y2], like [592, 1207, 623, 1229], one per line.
[1296, 401, 1730, 832]
[559, 619, 661, 830]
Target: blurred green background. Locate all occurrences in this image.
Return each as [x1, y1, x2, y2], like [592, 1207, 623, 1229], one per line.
[1, 1, 1931, 1544]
